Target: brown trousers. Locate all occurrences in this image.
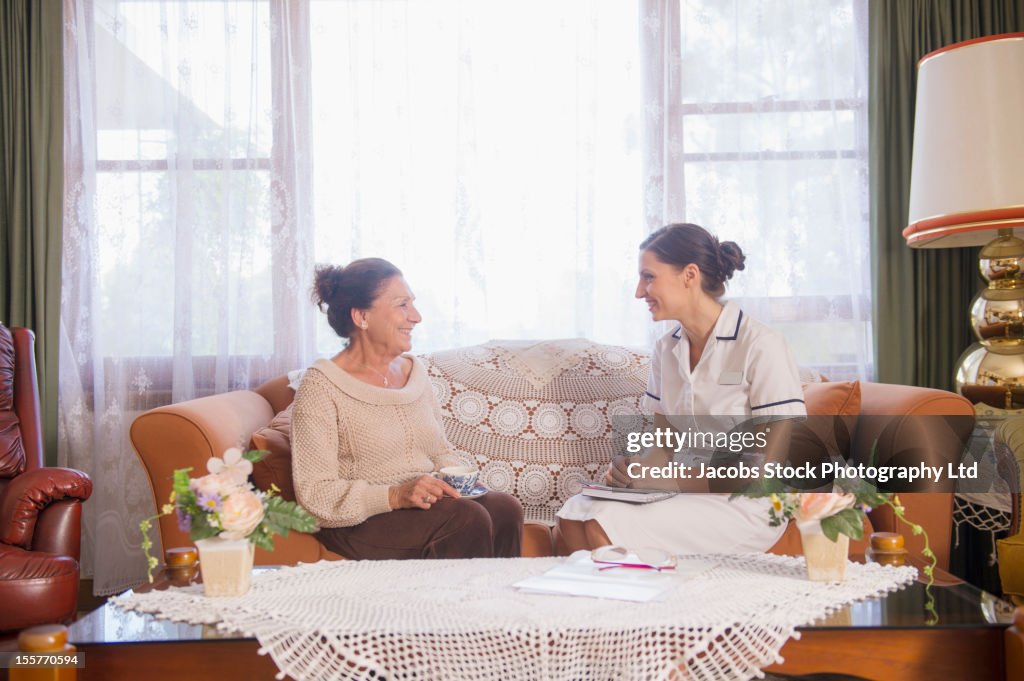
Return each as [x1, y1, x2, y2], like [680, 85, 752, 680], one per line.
[315, 491, 523, 560]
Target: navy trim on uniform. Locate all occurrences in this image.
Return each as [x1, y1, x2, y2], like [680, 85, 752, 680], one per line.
[716, 310, 743, 341]
[645, 391, 661, 401]
[750, 398, 805, 411]
[671, 326, 682, 340]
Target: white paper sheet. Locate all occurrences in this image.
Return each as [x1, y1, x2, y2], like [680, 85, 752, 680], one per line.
[513, 550, 717, 602]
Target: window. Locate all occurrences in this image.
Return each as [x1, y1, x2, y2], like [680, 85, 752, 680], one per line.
[73, 0, 870, 380]
[674, 0, 870, 378]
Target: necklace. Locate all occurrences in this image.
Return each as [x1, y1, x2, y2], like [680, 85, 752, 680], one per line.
[363, 364, 390, 387]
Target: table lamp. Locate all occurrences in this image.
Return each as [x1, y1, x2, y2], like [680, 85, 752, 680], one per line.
[904, 33, 1024, 401]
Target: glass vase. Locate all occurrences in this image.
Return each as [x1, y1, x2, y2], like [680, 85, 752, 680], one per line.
[195, 536, 255, 596]
[797, 520, 849, 582]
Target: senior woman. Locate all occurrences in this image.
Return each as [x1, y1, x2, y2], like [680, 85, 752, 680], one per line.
[557, 223, 806, 555]
[292, 257, 523, 559]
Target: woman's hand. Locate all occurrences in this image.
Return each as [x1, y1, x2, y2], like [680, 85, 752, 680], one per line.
[605, 455, 635, 487]
[604, 444, 678, 490]
[388, 474, 461, 510]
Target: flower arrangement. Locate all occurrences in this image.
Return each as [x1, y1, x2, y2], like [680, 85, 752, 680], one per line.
[140, 448, 318, 581]
[737, 475, 936, 616]
[768, 484, 928, 548]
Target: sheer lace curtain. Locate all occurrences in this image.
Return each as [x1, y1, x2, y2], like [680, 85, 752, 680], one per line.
[643, 0, 871, 379]
[61, 0, 318, 594]
[61, 0, 869, 593]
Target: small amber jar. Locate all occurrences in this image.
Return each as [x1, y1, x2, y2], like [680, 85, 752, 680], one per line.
[11, 624, 77, 681]
[866, 532, 908, 567]
[164, 546, 199, 586]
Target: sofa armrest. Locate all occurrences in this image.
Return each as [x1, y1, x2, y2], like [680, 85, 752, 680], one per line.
[857, 382, 975, 419]
[0, 467, 93, 549]
[854, 383, 974, 572]
[31, 499, 84, 558]
[852, 383, 974, 492]
[130, 390, 275, 553]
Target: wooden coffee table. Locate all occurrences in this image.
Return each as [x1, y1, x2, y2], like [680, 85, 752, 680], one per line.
[54, 561, 1024, 681]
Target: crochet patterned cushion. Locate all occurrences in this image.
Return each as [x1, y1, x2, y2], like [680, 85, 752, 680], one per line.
[419, 340, 650, 524]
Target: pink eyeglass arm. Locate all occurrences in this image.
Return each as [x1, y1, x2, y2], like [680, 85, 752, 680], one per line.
[594, 561, 676, 571]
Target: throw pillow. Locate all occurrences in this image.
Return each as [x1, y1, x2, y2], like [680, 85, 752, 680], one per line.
[802, 381, 861, 416]
[784, 382, 861, 481]
[250, 405, 297, 502]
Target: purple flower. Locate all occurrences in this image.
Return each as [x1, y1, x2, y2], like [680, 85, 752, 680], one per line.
[176, 507, 192, 532]
[198, 492, 223, 512]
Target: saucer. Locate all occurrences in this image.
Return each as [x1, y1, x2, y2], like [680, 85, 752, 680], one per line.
[461, 484, 489, 499]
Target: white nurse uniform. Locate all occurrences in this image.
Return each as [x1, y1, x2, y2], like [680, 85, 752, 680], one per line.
[557, 301, 807, 554]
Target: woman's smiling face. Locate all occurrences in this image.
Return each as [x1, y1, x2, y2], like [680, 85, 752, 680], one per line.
[635, 249, 690, 322]
[360, 276, 422, 354]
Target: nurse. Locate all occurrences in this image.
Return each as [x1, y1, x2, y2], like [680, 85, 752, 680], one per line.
[556, 223, 807, 554]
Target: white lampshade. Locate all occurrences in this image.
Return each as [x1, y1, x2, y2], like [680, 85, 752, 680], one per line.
[905, 33, 1024, 248]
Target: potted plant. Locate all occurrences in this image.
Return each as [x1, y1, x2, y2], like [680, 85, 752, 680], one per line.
[140, 448, 318, 596]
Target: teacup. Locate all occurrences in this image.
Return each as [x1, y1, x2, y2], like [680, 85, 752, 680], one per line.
[439, 465, 479, 495]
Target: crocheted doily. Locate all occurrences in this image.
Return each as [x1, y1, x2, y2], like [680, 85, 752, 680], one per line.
[116, 554, 917, 681]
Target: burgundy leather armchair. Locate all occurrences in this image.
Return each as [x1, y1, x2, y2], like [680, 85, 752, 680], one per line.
[0, 323, 92, 631]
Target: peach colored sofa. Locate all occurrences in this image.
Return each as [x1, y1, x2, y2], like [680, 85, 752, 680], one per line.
[130, 340, 974, 569]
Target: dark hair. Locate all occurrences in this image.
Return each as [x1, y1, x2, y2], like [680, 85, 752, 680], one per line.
[639, 223, 745, 298]
[312, 258, 402, 339]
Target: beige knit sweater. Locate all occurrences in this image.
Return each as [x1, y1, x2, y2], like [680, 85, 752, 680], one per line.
[291, 356, 463, 528]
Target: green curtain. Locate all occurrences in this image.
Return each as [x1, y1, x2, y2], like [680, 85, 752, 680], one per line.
[870, 0, 1024, 390]
[0, 1, 63, 463]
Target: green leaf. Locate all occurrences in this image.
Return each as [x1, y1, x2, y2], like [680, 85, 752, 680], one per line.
[188, 512, 220, 541]
[243, 449, 269, 464]
[821, 508, 864, 541]
[172, 468, 195, 499]
[250, 529, 274, 552]
[860, 491, 891, 508]
[263, 496, 319, 535]
[819, 516, 840, 542]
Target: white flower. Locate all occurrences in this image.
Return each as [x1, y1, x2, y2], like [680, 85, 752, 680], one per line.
[206, 447, 253, 486]
[218, 488, 265, 540]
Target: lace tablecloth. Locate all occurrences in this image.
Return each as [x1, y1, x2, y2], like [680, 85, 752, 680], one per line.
[115, 554, 916, 681]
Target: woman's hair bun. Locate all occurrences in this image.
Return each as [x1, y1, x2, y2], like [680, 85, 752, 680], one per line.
[718, 241, 746, 280]
[312, 265, 348, 310]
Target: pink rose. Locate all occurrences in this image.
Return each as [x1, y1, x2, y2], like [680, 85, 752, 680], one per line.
[218, 489, 265, 540]
[795, 493, 857, 523]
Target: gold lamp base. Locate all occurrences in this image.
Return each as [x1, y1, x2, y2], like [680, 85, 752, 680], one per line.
[956, 229, 1024, 403]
